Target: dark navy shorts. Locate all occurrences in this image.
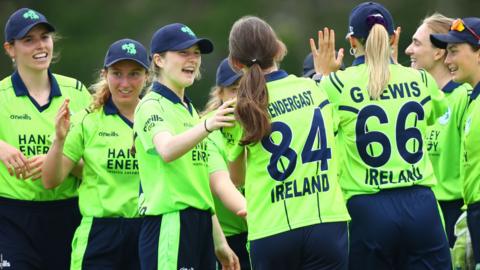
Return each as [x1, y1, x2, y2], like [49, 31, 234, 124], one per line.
[139, 207, 215, 270]
[249, 222, 348, 270]
[0, 196, 81, 270]
[438, 199, 464, 248]
[70, 216, 142, 270]
[467, 201, 480, 265]
[347, 186, 451, 270]
[216, 232, 250, 270]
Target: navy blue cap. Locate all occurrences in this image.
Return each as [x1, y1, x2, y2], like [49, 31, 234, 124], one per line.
[150, 23, 213, 55]
[430, 17, 480, 49]
[347, 2, 394, 39]
[104, 38, 149, 69]
[4, 8, 55, 42]
[216, 58, 242, 87]
[302, 52, 345, 78]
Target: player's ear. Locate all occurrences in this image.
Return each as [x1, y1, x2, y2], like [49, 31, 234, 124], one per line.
[3, 41, 15, 59]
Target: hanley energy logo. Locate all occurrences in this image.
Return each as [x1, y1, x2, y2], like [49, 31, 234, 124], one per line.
[122, 43, 137, 55]
[0, 254, 11, 269]
[23, 10, 39, 20]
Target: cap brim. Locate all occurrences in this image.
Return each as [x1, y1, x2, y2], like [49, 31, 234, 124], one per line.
[105, 58, 149, 70]
[430, 33, 466, 49]
[219, 73, 242, 87]
[170, 38, 214, 54]
[13, 22, 55, 41]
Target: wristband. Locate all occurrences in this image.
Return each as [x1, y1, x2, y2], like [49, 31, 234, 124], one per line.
[204, 119, 213, 133]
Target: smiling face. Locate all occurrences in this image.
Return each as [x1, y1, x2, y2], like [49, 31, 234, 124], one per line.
[105, 60, 147, 107]
[405, 23, 444, 70]
[154, 44, 201, 92]
[3, 24, 53, 72]
[445, 43, 480, 85]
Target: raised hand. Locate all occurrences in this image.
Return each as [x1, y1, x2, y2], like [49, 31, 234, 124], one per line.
[55, 99, 71, 143]
[310, 27, 344, 76]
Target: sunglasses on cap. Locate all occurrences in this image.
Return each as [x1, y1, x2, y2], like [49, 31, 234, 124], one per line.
[451, 18, 480, 42]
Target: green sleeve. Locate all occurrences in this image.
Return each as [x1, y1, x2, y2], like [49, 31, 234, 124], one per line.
[78, 82, 92, 108]
[455, 84, 471, 131]
[135, 99, 173, 154]
[319, 72, 343, 105]
[63, 110, 88, 163]
[422, 70, 447, 125]
[221, 122, 245, 162]
[207, 133, 227, 174]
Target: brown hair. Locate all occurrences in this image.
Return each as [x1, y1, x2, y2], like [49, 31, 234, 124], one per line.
[89, 70, 111, 111]
[228, 16, 286, 145]
[363, 24, 391, 99]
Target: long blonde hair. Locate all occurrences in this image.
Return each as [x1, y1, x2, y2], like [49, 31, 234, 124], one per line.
[422, 13, 452, 37]
[365, 24, 391, 99]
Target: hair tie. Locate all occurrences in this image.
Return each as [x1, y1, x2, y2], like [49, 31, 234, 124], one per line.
[366, 14, 386, 30]
[246, 58, 260, 67]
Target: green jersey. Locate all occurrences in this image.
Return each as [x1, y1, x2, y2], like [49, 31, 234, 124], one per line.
[319, 57, 447, 200]
[0, 71, 91, 201]
[134, 82, 213, 215]
[63, 98, 139, 217]
[427, 81, 470, 201]
[206, 113, 248, 236]
[463, 83, 480, 205]
[223, 70, 350, 241]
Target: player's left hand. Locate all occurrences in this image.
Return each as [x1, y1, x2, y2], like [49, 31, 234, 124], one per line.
[310, 27, 344, 76]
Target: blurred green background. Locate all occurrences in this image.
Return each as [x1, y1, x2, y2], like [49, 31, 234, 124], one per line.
[1, 0, 479, 109]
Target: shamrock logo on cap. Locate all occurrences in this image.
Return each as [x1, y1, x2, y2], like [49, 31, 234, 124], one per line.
[23, 10, 40, 20]
[181, 26, 196, 37]
[121, 43, 137, 55]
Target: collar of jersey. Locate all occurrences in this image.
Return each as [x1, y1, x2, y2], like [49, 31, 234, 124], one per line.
[103, 96, 133, 128]
[471, 82, 480, 101]
[351, 56, 394, 67]
[151, 81, 193, 115]
[12, 70, 61, 97]
[265, 70, 288, 82]
[11, 70, 61, 112]
[442, 80, 462, 94]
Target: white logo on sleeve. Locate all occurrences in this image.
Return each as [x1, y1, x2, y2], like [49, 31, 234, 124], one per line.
[438, 107, 451, 125]
[0, 254, 11, 269]
[465, 116, 472, 135]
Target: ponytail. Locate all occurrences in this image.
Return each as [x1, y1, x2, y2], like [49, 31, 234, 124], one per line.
[89, 73, 111, 111]
[236, 63, 270, 145]
[365, 24, 390, 99]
